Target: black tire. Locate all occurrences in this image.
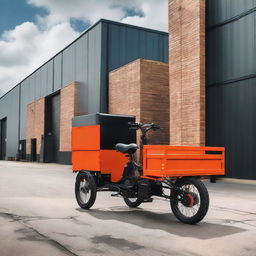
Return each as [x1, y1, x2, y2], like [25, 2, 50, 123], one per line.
[170, 177, 209, 224]
[123, 197, 143, 208]
[75, 171, 97, 209]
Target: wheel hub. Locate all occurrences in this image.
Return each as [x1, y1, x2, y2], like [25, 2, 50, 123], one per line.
[80, 187, 89, 193]
[181, 192, 198, 207]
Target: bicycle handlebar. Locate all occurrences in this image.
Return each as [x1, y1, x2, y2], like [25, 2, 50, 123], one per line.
[128, 122, 161, 132]
[128, 122, 161, 145]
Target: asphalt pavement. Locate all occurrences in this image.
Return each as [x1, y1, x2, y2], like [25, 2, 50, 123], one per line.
[0, 161, 255, 256]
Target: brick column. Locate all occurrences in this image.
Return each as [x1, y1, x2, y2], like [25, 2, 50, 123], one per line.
[26, 98, 45, 155]
[169, 0, 205, 146]
[109, 59, 169, 147]
[109, 60, 141, 122]
[59, 82, 80, 152]
[140, 60, 169, 145]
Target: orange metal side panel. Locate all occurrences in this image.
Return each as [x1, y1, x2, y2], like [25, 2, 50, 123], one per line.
[72, 125, 100, 151]
[72, 125, 128, 180]
[100, 150, 129, 182]
[147, 148, 204, 155]
[72, 151, 100, 171]
[143, 145, 225, 178]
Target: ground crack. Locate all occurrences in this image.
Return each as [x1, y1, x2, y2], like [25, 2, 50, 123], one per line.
[0, 211, 80, 256]
[0, 212, 78, 223]
[211, 205, 256, 216]
[225, 219, 256, 227]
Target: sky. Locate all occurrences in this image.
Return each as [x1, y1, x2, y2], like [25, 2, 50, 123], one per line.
[0, 0, 168, 97]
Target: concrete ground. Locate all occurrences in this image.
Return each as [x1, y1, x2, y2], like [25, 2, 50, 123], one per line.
[0, 161, 255, 256]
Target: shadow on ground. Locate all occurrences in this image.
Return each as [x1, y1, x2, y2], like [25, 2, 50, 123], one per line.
[77, 207, 246, 240]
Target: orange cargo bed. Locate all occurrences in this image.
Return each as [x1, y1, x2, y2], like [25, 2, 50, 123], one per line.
[143, 145, 225, 178]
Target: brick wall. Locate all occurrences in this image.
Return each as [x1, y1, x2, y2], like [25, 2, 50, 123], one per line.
[169, 0, 205, 146]
[26, 98, 45, 155]
[26, 82, 80, 159]
[109, 60, 141, 121]
[109, 59, 169, 147]
[60, 82, 79, 152]
[140, 60, 169, 145]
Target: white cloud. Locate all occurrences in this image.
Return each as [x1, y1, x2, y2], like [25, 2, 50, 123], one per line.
[28, 0, 145, 28]
[0, 0, 168, 97]
[0, 21, 79, 96]
[28, 0, 168, 31]
[121, 0, 168, 31]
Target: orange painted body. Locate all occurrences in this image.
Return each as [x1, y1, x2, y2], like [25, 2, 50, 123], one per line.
[143, 145, 225, 178]
[72, 125, 128, 182]
[72, 126, 100, 151]
[72, 126, 225, 181]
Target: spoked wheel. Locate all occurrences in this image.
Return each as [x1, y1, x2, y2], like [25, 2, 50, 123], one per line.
[75, 171, 97, 209]
[170, 177, 209, 224]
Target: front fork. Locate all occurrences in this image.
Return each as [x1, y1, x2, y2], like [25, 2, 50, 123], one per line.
[163, 179, 185, 200]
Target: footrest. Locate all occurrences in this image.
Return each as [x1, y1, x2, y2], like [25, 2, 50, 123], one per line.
[142, 198, 153, 203]
[111, 193, 121, 197]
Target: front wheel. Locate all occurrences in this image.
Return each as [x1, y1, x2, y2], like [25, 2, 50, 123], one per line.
[170, 177, 209, 224]
[75, 171, 97, 209]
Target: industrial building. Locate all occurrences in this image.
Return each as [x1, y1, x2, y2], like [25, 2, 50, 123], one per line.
[0, 19, 168, 164]
[1, 0, 256, 180]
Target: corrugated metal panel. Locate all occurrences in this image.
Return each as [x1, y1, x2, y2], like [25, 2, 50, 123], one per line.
[35, 69, 41, 99]
[62, 43, 75, 87]
[53, 53, 62, 92]
[87, 23, 102, 113]
[207, 1, 256, 179]
[207, 0, 255, 28]
[29, 73, 36, 101]
[75, 33, 89, 112]
[107, 23, 168, 72]
[20, 79, 30, 140]
[0, 86, 20, 157]
[75, 33, 88, 82]
[207, 79, 256, 179]
[207, 13, 256, 85]
[40, 64, 48, 97]
[47, 60, 54, 95]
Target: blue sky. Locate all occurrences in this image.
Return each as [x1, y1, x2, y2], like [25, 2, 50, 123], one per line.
[0, 0, 167, 97]
[0, 0, 46, 35]
[0, 0, 89, 36]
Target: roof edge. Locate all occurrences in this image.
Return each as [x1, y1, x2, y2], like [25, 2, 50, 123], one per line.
[0, 19, 168, 100]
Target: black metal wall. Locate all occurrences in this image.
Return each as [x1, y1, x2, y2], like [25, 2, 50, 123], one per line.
[206, 0, 256, 179]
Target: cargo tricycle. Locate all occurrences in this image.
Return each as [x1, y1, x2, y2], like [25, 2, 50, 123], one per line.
[72, 113, 225, 224]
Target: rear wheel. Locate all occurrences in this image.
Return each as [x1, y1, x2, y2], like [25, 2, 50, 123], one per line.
[75, 171, 97, 209]
[170, 177, 209, 224]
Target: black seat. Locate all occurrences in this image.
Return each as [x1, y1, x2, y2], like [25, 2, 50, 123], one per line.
[115, 143, 138, 154]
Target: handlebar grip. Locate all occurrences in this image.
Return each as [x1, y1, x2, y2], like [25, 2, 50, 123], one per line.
[152, 124, 161, 130]
[128, 122, 161, 131]
[128, 122, 139, 127]
[128, 122, 140, 130]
